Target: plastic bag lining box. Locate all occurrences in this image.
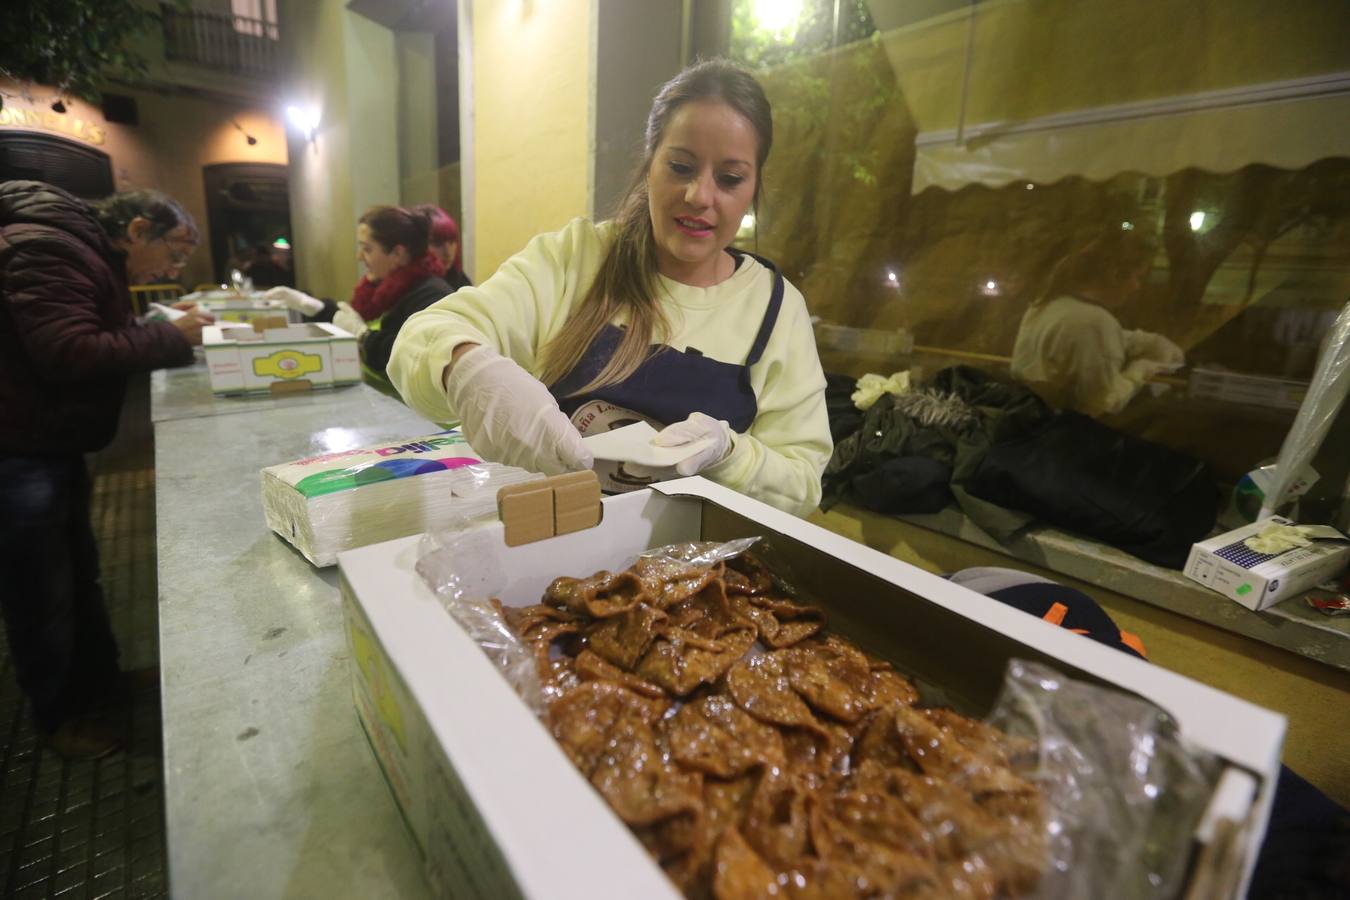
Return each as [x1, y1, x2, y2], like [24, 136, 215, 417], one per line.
[1184, 517, 1350, 611]
[202, 323, 360, 395]
[337, 477, 1285, 900]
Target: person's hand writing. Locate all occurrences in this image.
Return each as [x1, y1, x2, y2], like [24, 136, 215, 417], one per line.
[171, 312, 213, 347]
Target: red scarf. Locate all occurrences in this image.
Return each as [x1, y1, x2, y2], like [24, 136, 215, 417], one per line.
[350, 252, 446, 321]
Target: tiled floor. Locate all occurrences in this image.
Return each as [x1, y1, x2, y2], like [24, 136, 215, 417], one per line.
[0, 377, 167, 899]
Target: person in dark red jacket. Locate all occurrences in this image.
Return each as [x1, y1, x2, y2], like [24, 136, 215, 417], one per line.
[0, 180, 212, 759]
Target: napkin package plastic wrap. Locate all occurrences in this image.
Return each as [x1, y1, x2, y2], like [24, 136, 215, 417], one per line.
[262, 430, 540, 567]
[1184, 516, 1350, 611]
[414, 534, 1220, 900]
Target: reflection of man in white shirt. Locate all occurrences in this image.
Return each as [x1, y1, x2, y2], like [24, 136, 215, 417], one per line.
[1012, 231, 1184, 417]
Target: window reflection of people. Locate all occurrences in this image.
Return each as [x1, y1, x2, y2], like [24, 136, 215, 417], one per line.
[1011, 229, 1185, 417]
[387, 60, 832, 515]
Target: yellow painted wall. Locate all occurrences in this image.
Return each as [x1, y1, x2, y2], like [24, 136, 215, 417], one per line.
[282, 1, 399, 302]
[470, 0, 595, 279]
[0, 78, 286, 289]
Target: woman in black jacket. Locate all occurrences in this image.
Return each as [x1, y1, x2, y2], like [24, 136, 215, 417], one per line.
[266, 205, 471, 381]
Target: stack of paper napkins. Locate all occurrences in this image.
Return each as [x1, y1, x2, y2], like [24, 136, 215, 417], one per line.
[261, 430, 541, 566]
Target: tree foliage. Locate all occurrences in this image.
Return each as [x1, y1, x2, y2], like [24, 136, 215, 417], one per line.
[2, 0, 160, 101]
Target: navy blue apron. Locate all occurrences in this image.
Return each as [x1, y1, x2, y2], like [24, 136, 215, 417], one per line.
[549, 250, 784, 492]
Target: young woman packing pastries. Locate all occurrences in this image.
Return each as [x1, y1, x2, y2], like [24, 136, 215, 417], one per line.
[389, 60, 831, 516]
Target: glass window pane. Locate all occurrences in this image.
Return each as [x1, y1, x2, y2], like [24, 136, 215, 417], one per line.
[729, 0, 1350, 483]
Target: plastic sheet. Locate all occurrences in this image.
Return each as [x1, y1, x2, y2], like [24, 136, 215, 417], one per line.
[414, 538, 763, 716]
[987, 660, 1219, 899]
[417, 537, 1222, 898]
[416, 522, 550, 716]
[1261, 300, 1350, 518]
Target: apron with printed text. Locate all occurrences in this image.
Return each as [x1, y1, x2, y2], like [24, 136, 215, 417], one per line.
[549, 250, 784, 492]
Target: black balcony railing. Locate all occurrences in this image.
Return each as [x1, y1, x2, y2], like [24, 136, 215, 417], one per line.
[161, 5, 279, 78]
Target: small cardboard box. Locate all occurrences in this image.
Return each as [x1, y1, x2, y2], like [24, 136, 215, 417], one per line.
[1184, 517, 1350, 611]
[202, 323, 360, 395]
[197, 295, 301, 325]
[338, 478, 1285, 900]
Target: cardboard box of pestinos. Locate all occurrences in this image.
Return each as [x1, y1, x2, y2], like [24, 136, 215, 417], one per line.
[202, 322, 360, 395]
[337, 478, 1285, 900]
[197, 295, 302, 325]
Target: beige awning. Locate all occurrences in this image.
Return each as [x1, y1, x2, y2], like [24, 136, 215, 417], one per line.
[912, 74, 1350, 193]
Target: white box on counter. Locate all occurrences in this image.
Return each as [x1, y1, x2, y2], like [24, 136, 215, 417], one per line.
[202, 322, 360, 395]
[1184, 517, 1350, 611]
[196, 294, 301, 325]
[337, 478, 1285, 900]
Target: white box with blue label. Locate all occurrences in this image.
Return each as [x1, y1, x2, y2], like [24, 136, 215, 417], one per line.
[1183, 516, 1350, 611]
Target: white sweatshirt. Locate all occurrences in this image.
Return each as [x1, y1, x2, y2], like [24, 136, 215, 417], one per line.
[388, 218, 832, 515]
[1011, 295, 1167, 416]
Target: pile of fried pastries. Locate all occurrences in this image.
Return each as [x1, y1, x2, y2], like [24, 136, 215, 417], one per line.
[500, 550, 1046, 900]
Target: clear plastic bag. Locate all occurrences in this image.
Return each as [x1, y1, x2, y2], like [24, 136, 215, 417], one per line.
[416, 520, 549, 715]
[1261, 300, 1350, 518]
[414, 537, 763, 716]
[986, 659, 1220, 899]
[416, 534, 1222, 898]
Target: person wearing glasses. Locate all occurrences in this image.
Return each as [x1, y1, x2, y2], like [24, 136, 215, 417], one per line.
[0, 181, 212, 759]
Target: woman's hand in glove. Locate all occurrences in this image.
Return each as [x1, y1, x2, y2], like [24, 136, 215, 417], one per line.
[331, 302, 367, 337]
[1123, 357, 1169, 385]
[444, 345, 593, 475]
[652, 412, 734, 476]
[263, 286, 325, 316]
[1128, 331, 1185, 369]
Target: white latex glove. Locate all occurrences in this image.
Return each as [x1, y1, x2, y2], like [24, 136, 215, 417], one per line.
[651, 412, 734, 477]
[264, 286, 325, 316]
[331, 302, 367, 338]
[445, 345, 593, 475]
[1123, 357, 1169, 385]
[1127, 330, 1185, 369]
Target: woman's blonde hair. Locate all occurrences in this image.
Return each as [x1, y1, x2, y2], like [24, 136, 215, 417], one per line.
[538, 59, 774, 394]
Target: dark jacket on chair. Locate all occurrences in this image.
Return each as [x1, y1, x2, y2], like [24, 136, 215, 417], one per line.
[0, 181, 193, 455]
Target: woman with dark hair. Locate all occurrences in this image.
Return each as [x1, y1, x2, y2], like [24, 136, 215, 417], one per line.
[267, 204, 461, 380]
[413, 203, 470, 288]
[389, 60, 831, 515]
[1011, 228, 1186, 417]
